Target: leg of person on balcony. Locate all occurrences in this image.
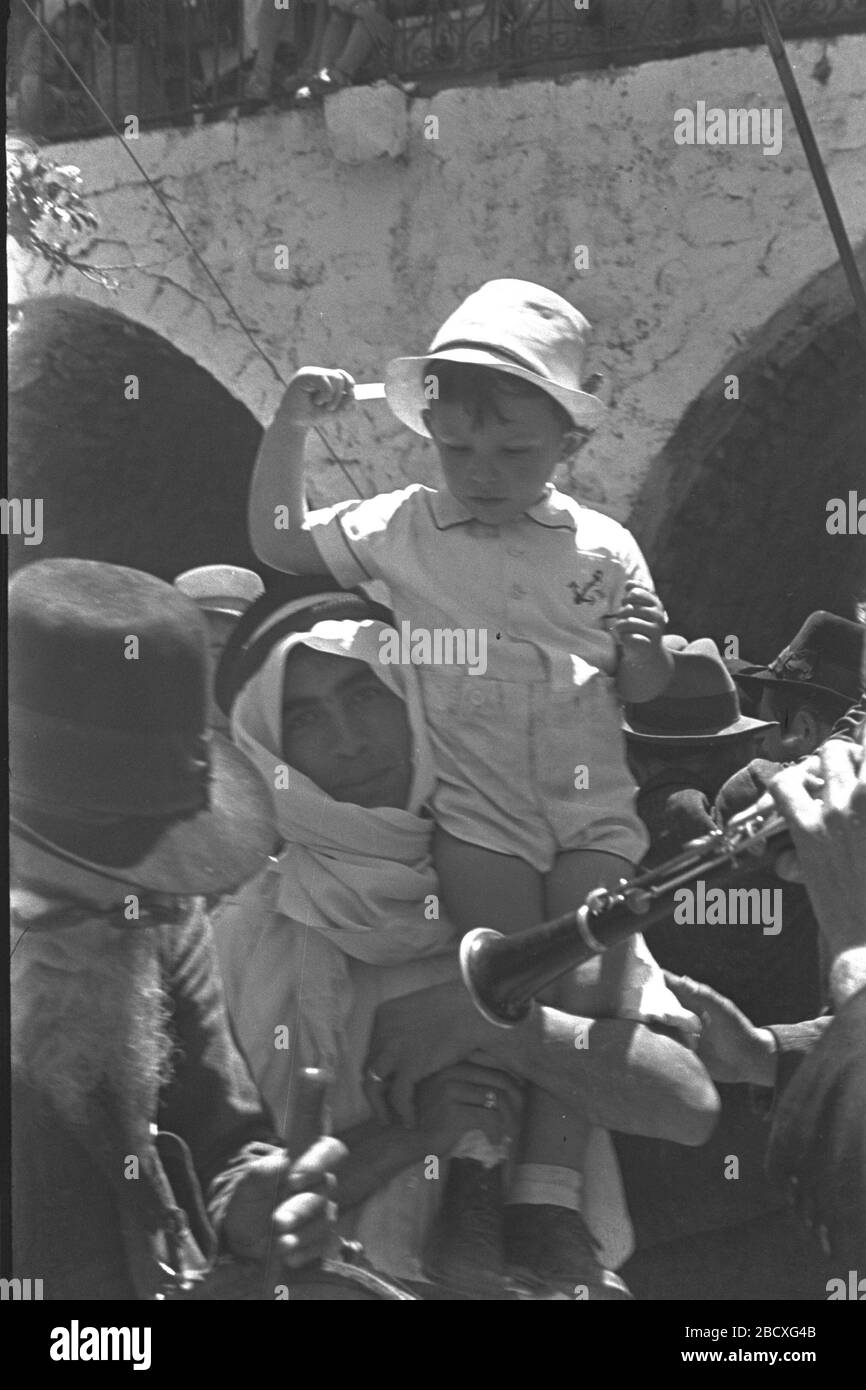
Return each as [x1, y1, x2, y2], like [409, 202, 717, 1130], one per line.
[295, 0, 392, 100]
[247, 0, 296, 100]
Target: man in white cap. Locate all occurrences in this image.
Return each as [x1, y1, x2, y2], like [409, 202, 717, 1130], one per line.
[174, 564, 265, 732]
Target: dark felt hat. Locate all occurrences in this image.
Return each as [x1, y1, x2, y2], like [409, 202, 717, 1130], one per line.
[9, 559, 277, 894]
[623, 638, 777, 744]
[733, 611, 864, 705]
[214, 574, 394, 718]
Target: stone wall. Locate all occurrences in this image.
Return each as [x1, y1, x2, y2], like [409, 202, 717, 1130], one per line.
[10, 34, 866, 526]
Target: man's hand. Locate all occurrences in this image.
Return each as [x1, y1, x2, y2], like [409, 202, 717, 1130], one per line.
[365, 981, 492, 1126]
[222, 1137, 347, 1272]
[663, 972, 777, 1087]
[414, 1062, 524, 1153]
[769, 736, 866, 954]
[277, 367, 356, 430]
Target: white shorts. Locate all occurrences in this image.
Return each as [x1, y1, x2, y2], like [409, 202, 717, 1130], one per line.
[418, 669, 649, 873]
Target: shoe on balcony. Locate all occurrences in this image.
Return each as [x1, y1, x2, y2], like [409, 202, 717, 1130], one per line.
[315, 67, 352, 96]
[423, 1158, 506, 1299]
[504, 1203, 633, 1300]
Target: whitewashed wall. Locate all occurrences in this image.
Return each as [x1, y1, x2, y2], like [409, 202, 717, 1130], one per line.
[10, 34, 866, 518]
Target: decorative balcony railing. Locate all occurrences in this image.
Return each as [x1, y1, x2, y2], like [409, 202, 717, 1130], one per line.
[7, 0, 866, 144]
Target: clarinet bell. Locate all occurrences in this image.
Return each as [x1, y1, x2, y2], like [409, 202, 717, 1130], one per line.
[459, 928, 535, 1028]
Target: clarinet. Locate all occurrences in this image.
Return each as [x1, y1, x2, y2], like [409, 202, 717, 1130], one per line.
[460, 795, 793, 1027]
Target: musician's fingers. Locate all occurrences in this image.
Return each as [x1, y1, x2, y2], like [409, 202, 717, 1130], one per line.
[818, 737, 863, 816]
[275, 1220, 333, 1270]
[766, 762, 824, 833]
[286, 1136, 347, 1188]
[273, 1188, 331, 1235]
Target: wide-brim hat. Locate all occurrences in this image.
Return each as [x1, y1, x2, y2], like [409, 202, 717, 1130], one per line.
[9, 559, 277, 895]
[215, 574, 395, 719]
[384, 279, 607, 438]
[730, 611, 864, 705]
[174, 564, 265, 617]
[623, 637, 778, 744]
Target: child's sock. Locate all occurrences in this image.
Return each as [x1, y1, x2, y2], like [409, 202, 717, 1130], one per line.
[450, 1130, 508, 1167]
[507, 1163, 583, 1212]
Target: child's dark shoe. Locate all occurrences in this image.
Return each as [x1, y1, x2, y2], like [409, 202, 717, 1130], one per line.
[504, 1203, 633, 1300]
[423, 1158, 506, 1299]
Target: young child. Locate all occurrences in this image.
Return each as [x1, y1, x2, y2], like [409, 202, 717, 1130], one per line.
[248, 279, 693, 1298]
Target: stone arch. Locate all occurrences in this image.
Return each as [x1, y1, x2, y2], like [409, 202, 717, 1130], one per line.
[8, 295, 264, 580]
[632, 253, 866, 660]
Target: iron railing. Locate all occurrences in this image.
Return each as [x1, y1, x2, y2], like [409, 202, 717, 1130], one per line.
[7, 0, 866, 143]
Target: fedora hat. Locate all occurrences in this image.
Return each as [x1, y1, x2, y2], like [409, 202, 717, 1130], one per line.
[732, 611, 864, 705]
[173, 564, 265, 617]
[9, 559, 276, 895]
[623, 638, 777, 744]
[215, 574, 395, 719]
[384, 279, 607, 438]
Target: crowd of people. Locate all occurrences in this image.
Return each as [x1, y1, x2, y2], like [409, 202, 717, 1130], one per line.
[8, 277, 866, 1300]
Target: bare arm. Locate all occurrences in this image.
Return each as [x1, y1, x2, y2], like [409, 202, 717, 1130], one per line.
[248, 367, 355, 575]
[475, 1007, 719, 1146]
[365, 980, 719, 1148]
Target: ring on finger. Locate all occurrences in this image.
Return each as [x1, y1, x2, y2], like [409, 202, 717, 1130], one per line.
[367, 1068, 385, 1084]
[482, 1089, 497, 1110]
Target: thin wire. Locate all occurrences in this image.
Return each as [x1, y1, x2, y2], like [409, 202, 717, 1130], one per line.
[18, 0, 364, 497]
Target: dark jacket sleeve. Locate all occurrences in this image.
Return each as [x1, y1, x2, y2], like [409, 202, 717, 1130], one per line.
[766, 986, 866, 1266]
[156, 901, 286, 1237]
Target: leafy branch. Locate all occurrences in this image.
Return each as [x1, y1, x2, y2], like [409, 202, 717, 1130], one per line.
[6, 136, 117, 287]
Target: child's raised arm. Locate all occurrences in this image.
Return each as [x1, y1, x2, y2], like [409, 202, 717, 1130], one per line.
[248, 367, 355, 575]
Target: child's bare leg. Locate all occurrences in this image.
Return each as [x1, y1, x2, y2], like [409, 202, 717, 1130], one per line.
[427, 830, 543, 1293]
[547, 849, 695, 1035]
[516, 852, 636, 1181]
[433, 834, 632, 1294]
[433, 827, 545, 937]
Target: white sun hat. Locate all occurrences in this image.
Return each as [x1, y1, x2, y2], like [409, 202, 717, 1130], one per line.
[384, 279, 607, 438]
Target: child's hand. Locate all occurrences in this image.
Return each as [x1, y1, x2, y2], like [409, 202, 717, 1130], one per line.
[604, 582, 667, 654]
[279, 367, 356, 428]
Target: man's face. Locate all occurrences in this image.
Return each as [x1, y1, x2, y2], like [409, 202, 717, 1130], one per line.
[425, 391, 569, 525]
[281, 648, 413, 809]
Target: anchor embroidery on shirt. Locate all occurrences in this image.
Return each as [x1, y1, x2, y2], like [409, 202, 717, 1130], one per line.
[568, 569, 605, 605]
